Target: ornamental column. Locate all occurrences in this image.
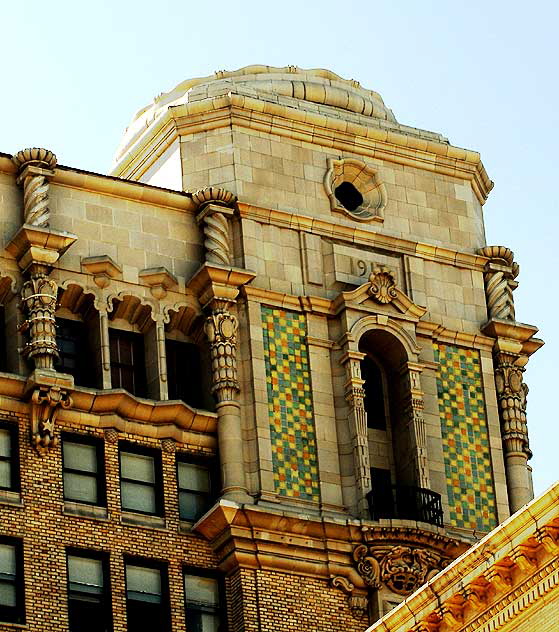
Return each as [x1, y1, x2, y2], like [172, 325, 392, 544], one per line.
[7, 148, 77, 453]
[400, 362, 430, 490]
[341, 351, 370, 518]
[478, 246, 543, 512]
[189, 188, 255, 503]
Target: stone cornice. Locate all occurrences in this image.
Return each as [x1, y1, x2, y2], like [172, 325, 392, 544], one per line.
[111, 93, 493, 204]
[0, 153, 193, 213]
[366, 482, 559, 632]
[238, 204, 489, 272]
[194, 501, 467, 583]
[0, 373, 217, 439]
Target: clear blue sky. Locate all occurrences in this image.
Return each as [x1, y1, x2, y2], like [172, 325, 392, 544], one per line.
[3, 1, 557, 494]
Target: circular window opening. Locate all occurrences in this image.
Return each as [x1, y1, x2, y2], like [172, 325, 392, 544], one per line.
[334, 181, 363, 212]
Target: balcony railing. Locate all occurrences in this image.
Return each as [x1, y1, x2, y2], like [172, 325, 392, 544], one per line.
[366, 484, 444, 527]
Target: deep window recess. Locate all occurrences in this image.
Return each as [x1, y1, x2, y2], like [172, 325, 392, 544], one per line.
[166, 340, 203, 408]
[62, 436, 105, 506]
[361, 356, 387, 430]
[125, 561, 169, 632]
[119, 446, 163, 516]
[67, 552, 111, 632]
[184, 572, 221, 632]
[0, 423, 19, 493]
[369, 467, 394, 520]
[55, 318, 94, 387]
[334, 181, 364, 212]
[177, 459, 213, 522]
[109, 329, 146, 397]
[0, 539, 24, 624]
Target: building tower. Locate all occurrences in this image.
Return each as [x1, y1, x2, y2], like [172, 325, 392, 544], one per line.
[0, 66, 542, 631]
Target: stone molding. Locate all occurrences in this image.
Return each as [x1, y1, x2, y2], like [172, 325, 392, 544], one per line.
[112, 94, 493, 205]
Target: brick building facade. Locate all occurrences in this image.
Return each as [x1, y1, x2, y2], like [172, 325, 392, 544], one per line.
[0, 66, 543, 631]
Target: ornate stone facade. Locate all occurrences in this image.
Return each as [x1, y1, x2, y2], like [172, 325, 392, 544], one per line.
[0, 66, 543, 631]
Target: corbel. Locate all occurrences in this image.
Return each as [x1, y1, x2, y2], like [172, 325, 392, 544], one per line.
[139, 266, 178, 300]
[81, 255, 122, 289]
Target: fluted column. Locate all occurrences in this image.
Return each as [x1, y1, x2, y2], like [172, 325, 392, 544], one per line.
[342, 351, 371, 518]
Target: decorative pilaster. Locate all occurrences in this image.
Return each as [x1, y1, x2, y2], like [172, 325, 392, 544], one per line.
[189, 191, 254, 501]
[342, 351, 371, 518]
[401, 363, 430, 490]
[204, 302, 240, 402]
[478, 246, 543, 513]
[8, 148, 77, 454]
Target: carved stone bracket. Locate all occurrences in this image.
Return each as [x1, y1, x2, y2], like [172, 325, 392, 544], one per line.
[331, 576, 369, 621]
[353, 543, 451, 597]
[12, 148, 58, 227]
[25, 371, 73, 456]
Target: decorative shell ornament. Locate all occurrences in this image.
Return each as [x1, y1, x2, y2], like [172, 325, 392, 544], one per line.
[191, 187, 237, 210]
[368, 267, 397, 304]
[12, 147, 57, 171]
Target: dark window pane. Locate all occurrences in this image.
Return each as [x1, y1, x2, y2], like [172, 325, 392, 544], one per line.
[62, 438, 104, 506]
[0, 430, 10, 458]
[185, 574, 220, 632]
[166, 340, 203, 407]
[361, 356, 387, 430]
[55, 319, 92, 387]
[121, 482, 156, 514]
[0, 541, 23, 623]
[63, 442, 97, 473]
[121, 453, 155, 483]
[110, 330, 146, 397]
[67, 553, 110, 632]
[126, 564, 168, 632]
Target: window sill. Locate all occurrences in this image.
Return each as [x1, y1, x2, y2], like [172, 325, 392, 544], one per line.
[179, 520, 195, 533]
[63, 502, 109, 520]
[0, 622, 28, 628]
[0, 490, 22, 508]
[121, 512, 166, 530]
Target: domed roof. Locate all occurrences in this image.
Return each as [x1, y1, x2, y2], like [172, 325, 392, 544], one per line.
[114, 66, 397, 163]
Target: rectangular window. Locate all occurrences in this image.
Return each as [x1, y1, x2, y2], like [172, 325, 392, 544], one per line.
[110, 329, 146, 397]
[0, 539, 24, 624]
[125, 561, 169, 632]
[67, 551, 111, 632]
[166, 340, 203, 408]
[62, 436, 105, 506]
[55, 318, 94, 387]
[184, 572, 221, 632]
[177, 459, 213, 522]
[0, 423, 19, 493]
[120, 445, 163, 515]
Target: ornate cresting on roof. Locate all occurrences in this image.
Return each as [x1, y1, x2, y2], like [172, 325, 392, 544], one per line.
[8, 147, 77, 454]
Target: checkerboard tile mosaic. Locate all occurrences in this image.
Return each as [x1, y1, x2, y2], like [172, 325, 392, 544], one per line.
[434, 343, 497, 531]
[261, 306, 320, 501]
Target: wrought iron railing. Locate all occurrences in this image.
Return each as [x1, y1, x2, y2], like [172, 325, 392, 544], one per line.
[366, 484, 444, 527]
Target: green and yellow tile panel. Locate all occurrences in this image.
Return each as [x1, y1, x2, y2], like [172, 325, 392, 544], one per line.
[434, 343, 497, 531]
[261, 306, 320, 501]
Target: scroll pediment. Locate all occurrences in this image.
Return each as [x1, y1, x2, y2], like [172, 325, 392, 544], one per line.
[333, 267, 426, 320]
